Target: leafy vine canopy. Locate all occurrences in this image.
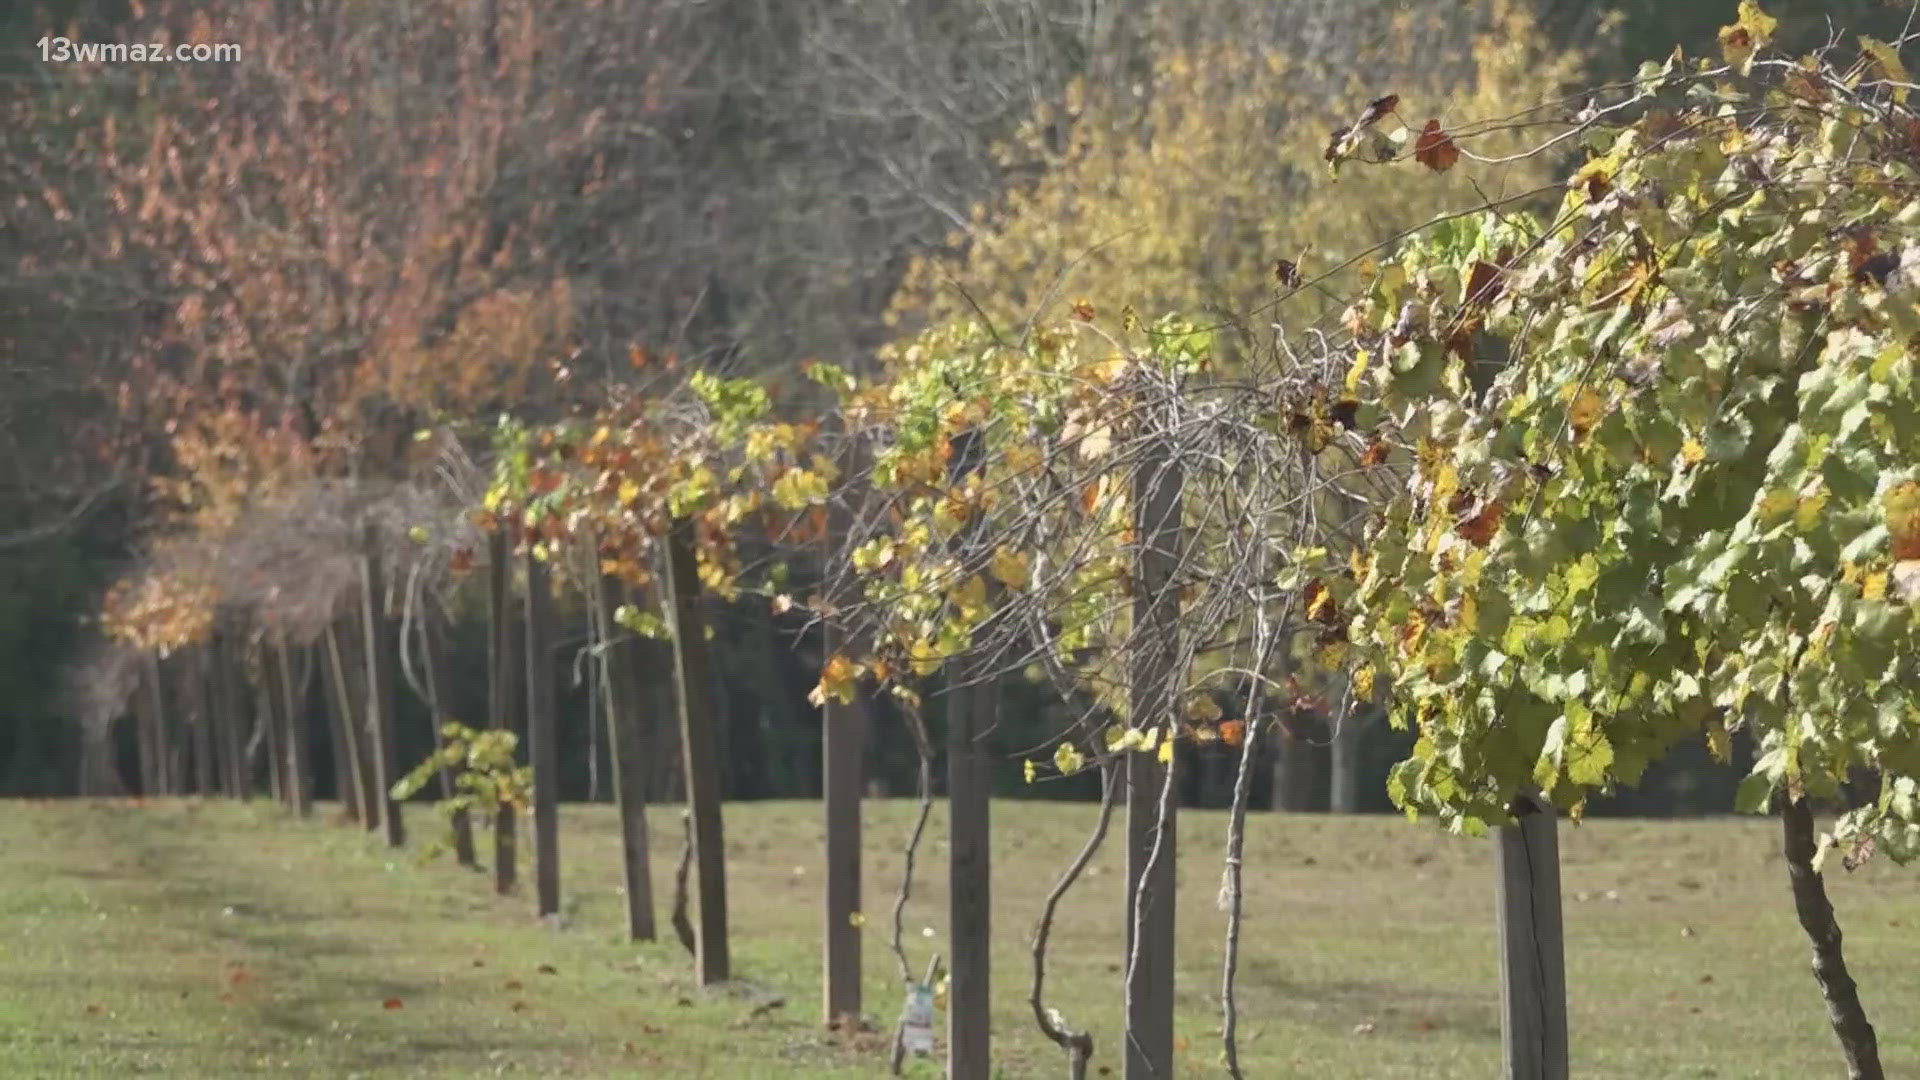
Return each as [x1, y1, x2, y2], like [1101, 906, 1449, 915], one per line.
[1328, 10, 1920, 863]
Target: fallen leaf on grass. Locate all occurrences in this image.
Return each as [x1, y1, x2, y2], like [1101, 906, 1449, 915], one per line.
[536, 963, 558, 975]
[510, 1001, 529, 1013]
[85, 1003, 104, 1015]
[383, 998, 405, 1010]
[504, 979, 523, 991]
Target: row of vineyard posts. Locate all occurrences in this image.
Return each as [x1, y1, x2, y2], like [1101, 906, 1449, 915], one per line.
[92, 17, 1914, 1079]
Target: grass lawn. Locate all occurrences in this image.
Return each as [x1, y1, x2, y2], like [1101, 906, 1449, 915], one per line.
[1, 797, 1915, 1078]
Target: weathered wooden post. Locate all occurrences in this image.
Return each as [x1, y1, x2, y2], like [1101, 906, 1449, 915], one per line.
[487, 530, 520, 893]
[664, 516, 730, 983]
[822, 625, 865, 1025]
[1124, 425, 1183, 1080]
[1496, 791, 1568, 1080]
[592, 570, 656, 940]
[360, 525, 406, 847]
[524, 549, 562, 919]
[822, 441, 865, 1025]
[944, 425, 995, 1080]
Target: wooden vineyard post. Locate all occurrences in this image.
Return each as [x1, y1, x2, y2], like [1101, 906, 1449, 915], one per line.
[822, 620, 865, 1026]
[487, 530, 521, 895]
[945, 425, 993, 1080]
[664, 516, 729, 983]
[524, 549, 562, 919]
[360, 525, 406, 847]
[592, 570, 657, 941]
[821, 440, 865, 1025]
[1124, 427, 1183, 1080]
[948, 654, 996, 1079]
[1496, 791, 1568, 1080]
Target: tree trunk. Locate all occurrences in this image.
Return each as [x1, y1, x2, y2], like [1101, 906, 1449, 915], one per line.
[360, 526, 406, 847]
[1329, 707, 1364, 813]
[524, 550, 562, 918]
[1124, 428, 1182, 1080]
[320, 628, 362, 820]
[187, 646, 215, 795]
[419, 615, 477, 867]
[1782, 795, 1883, 1080]
[255, 656, 285, 806]
[324, 622, 372, 824]
[487, 529, 519, 894]
[135, 653, 162, 796]
[593, 571, 656, 941]
[1271, 712, 1322, 812]
[212, 635, 247, 799]
[274, 641, 314, 817]
[665, 516, 729, 984]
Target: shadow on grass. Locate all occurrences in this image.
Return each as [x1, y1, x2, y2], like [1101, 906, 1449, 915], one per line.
[1233, 951, 1502, 1042]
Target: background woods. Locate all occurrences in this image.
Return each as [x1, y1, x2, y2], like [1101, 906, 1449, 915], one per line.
[13, 0, 1895, 809]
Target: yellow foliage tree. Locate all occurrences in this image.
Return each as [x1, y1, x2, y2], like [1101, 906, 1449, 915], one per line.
[889, 0, 1599, 342]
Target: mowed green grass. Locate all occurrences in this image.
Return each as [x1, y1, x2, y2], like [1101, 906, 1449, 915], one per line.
[1, 798, 1915, 1078]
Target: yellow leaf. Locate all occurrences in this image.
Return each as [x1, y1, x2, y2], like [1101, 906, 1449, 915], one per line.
[1707, 725, 1731, 764]
[907, 638, 943, 677]
[1156, 737, 1174, 765]
[1053, 742, 1086, 777]
[1885, 480, 1920, 559]
[1024, 759, 1037, 784]
[1344, 349, 1372, 396]
[1861, 37, 1911, 102]
[810, 654, 860, 708]
[617, 478, 642, 507]
[990, 547, 1032, 590]
[848, 911, 866, 928]
[1567, 387, 1606, 439]
[1680, 438, 1705, 466]
[1718, 1, 1776, 74]
[951, 574, 989, 620]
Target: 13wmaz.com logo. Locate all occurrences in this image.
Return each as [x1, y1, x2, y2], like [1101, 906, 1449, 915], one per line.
[38, 36, 241, 63]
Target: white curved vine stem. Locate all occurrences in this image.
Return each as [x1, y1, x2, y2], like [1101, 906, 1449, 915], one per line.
[1030, 756, 1119, 1079]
